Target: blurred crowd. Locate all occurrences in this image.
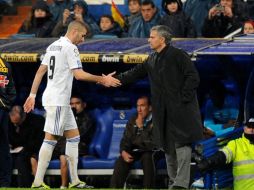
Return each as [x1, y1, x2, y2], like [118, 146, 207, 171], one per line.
[1, 0, 254, 39]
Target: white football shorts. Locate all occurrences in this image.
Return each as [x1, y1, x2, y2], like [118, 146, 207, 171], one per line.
[44, 106, 77, 136]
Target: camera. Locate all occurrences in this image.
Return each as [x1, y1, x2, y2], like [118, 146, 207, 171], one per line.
[69, 10, 75, 19]
[214, 4, 225, 12]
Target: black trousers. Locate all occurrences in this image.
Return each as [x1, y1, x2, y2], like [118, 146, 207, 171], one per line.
[12, 151, 33, 187]
[0, 109, 11, 187]
[110, 151, 155, 188]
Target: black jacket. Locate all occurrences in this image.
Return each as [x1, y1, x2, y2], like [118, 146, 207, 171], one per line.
[9, 113, 45, 157]
[160, 12, 197, 38]
[98, 22, 123, 38]
[18, 17, 55, 38]
[0, 58, 16, 111]
[117, 45, 203, 152]
[120, 114, 154, 153]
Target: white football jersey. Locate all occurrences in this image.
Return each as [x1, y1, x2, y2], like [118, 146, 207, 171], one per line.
[42, 37, 82, 106]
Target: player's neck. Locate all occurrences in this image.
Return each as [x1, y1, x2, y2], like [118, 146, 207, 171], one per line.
[65, 34, 73, 44]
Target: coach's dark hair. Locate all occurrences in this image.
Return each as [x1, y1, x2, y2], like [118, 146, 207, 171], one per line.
[151, 25, 172, 45]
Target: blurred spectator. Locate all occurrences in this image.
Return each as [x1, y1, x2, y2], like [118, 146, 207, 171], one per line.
[243, 20, 254, 34]
[18, 0, 55, 38]
[197, 118, 254, 190]
[202, 0, 248, 38]
[128, 0, 161, 38]
[183, 0, 218, 36]
[51, 95, 95, 189]
[97, 15, 123, 37]
[0, 0, 16, 15]
[0, 0, 10, 15]
[124, 0, 141, 32]
[9, 105, 44, 187]
[110, 96, 156, 188]
[51, 0, 99, 38]
[0, 57, 16, 187]
[203, 80, 239, 136]
[160, 0, 196, 38]
[49, 0, 74, 22]
[248, 1, 254, 20]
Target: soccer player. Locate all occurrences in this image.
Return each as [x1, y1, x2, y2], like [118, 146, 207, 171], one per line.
[23, 20, 121, 189]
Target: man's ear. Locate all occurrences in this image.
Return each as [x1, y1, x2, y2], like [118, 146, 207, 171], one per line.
[159, 35, 165, 43]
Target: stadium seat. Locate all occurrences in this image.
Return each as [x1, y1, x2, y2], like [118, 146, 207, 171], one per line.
[203, 80, 239, 136]
[88, 108, 102, 156]
[80, 107, 136, 169]
[48, 108, 102, 170]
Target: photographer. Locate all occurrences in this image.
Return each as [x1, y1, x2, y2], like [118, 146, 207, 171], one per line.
[202, 0, 248, 37]
[51, 0, 99, 37]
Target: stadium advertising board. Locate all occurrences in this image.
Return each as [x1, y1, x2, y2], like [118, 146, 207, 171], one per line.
[1, 53, 37, 62]
[0, 53, 148, 64]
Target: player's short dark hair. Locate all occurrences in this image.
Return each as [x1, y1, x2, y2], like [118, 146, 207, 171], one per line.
[67, 20, 90, 32]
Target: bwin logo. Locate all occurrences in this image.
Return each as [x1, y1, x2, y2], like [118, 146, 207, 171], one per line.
[119, 111, 125, 120]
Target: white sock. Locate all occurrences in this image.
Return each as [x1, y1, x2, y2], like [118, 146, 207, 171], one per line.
[33, 139, 57, 186]
[66, 136, 80, 184]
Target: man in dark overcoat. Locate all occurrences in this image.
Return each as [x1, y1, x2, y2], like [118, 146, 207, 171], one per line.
[116, 25, 203, 189]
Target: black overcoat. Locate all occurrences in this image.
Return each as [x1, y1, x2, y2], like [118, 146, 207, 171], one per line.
[117, 45, 203, 152]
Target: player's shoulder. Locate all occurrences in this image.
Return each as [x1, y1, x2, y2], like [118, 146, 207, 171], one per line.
[61, 37, 78, 51]
[47, 37, 75, 52]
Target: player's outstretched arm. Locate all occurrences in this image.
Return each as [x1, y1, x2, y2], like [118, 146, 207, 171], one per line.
[24, 65, 47, 113]
[73, 69, 121, 87]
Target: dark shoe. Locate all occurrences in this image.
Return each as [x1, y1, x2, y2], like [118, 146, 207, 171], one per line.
[171, 185, 187, 189]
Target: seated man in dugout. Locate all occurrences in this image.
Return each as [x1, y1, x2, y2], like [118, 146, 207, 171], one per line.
[110, 96, 156, 189]
[8, 105, 45, 187]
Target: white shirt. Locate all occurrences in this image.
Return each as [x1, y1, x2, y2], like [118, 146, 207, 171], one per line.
[42, 37, 82, 106]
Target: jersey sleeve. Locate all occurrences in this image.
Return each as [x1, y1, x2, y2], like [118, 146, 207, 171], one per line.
[66, 45, 82, 70]
[41, 52, 50, 66]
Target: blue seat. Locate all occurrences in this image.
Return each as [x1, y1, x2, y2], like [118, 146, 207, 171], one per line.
[88, 108, 102, 156]
[48, 108, 102, 170]
[48, 159, 60, 169]
[203, 80, 240, 136]
[80, 107, 136, 169]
